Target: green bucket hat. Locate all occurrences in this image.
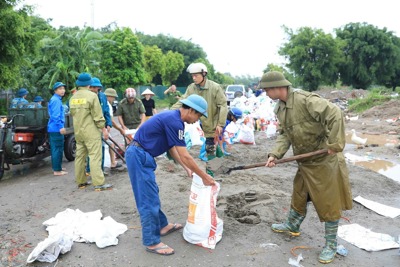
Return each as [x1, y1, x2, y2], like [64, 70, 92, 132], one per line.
[258, 71, 292, 89]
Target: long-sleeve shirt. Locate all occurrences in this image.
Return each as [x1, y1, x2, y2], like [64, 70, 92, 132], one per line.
[47, 94, 65, 133]
[99, 91, 112, 128]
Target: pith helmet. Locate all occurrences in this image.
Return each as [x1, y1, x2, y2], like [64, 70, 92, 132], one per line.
[258, 71, 292, 89]
[187, 63, 208, 74]
[179, 94, 208, 118]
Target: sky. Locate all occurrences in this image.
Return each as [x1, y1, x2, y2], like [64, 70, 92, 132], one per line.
[22, 0, 400, 77]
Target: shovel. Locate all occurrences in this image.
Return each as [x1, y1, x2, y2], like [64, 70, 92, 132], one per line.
[224, 149, 328, 174]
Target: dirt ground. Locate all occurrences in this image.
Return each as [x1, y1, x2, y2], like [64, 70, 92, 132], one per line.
[0, 94, 400, 267]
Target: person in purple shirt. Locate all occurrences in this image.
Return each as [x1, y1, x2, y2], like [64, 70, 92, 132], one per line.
[125, 94, 215, 256]
[48, 82, 67, 176]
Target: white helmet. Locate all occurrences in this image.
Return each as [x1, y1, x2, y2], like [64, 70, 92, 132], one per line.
[187, 63, 208, 74]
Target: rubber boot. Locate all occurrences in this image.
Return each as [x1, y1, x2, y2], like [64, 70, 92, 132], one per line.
[319, 220, 339, 264]
[198, 139, 208, 162]
[271, 208, 305, 236]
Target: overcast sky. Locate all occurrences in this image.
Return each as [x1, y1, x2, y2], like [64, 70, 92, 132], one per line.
[23, 0, 400, 77]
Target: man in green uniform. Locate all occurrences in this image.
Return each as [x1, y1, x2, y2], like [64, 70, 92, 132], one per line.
[69, 72, 112, 191]
[116, 88, 146, 131]
[262, 71, 352, 264]
[164, 84, 182, 108]
[171, 63, 228, 158]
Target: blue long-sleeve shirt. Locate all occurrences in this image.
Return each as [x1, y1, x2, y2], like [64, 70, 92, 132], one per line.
[47, 94, 65, 132]
[99, 91, 112, 128]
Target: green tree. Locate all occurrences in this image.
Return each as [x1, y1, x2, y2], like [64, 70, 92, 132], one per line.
[137, 33, 207, 86]
[100, 27, 146, 92]
[161, 51, 185, 85]
[31, 27, 107, 91]
[279, 26, 344, 91]
[142, 45, 164, 83]
[0, 1, 33, 89]
[336, 22, 398, 89]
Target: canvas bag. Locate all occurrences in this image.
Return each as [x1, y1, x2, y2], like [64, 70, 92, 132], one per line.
[183, 174, 223, 249]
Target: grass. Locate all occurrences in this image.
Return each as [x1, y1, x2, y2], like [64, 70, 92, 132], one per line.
[347, 88, 397, 113]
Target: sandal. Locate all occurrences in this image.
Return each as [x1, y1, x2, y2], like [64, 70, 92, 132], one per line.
[111, 162, 123, 169]
[146, 244, 174, 256]
[94, 183, 113, 191]
[160, 223, 183, 236]
[78, 182, 92, 189]
[54, 171, 68, 176]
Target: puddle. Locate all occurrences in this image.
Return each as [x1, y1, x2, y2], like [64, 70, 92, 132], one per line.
[345, 153, 400, 183]
[345, 131, 399, 147]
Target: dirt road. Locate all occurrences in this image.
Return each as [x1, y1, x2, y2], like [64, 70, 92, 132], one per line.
[1, 100, 400, 267]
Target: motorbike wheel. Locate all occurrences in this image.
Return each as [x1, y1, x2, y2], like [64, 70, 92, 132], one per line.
[0, 152, 4, 180]
[64, 134, 76, 161]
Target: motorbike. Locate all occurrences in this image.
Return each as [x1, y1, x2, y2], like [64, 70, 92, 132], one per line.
[0, 107, 75, 180]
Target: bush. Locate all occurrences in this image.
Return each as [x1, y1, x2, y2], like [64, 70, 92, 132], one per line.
[348, 88, 393, 113]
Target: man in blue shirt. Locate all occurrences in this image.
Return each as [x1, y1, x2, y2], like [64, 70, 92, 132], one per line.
[10, 88, 29, 108]
[126, 94, 215, 256]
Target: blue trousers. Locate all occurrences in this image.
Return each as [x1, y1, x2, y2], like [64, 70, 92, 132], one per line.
[125, 145, 168, 246]
[49, 132, 64, 171]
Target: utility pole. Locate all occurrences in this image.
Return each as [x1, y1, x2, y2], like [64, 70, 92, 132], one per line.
[91, 0, 95, 28]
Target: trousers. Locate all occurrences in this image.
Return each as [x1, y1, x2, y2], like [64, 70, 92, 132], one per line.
[125, 145, 168, 246]
[49, 132, 64, 171]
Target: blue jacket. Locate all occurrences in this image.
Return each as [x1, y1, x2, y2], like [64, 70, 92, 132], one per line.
[99, 91, 112, 128]
[47, 94, 65, 132]
[9, 98, 29, 108]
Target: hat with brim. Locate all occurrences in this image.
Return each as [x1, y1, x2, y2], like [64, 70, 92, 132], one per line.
[91, 77, 103, 88]
[104, 88, 118, 97]
[76, 72, 93, 87]
[180, 94, 208, 118]
[53, 82, 66, 90]
[257, 71, 292, 89]
[141, 88, 155, 96]
[34, 96, 44, 102]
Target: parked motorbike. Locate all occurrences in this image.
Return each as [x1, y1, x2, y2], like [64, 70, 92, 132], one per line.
[0, 107, 75, 180]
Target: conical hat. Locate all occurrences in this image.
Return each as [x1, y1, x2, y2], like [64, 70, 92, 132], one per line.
[141, 88, 155, 96]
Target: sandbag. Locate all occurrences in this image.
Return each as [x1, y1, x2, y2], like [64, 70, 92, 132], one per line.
[183, 174, 223, 249]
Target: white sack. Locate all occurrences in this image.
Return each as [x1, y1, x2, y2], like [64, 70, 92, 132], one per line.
[183, 174, 223, 249]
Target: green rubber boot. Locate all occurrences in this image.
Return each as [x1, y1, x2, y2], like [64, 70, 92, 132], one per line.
[271, 208, 305, 237]
[319, 220, 339, 264]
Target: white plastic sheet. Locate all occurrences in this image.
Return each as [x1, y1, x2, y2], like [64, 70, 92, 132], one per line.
[338, 223, 399, 251]
[27, 209, 128, 263]
[354, 195, 400, 218]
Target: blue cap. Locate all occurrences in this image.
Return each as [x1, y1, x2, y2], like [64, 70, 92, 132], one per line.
[52, 82, 66, 90]
[179, 94, 208, 118]
[17, 88, 28, 97]
[75, 73, 93, 87]
[91, 77, 103, 88]
[230, 107, 243, 119]
[34, 96, 44, 102]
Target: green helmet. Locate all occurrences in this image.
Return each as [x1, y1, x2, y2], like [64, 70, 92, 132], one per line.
[258, 71, 292, 89]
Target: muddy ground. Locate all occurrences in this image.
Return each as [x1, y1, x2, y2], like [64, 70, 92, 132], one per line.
[0, 96, 399, 267]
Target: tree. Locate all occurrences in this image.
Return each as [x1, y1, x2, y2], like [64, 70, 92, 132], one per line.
[0, 1, 33, 89]
[336, 22, 398, 89]
[161, 51, 185, 85]
[279, 26, 344, 91]
[142, 45, 164, 84]
[100, 27, 146, 92]
[137, 33, 207, 86]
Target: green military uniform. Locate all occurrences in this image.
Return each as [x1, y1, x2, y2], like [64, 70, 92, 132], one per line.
[70, 87, 105, 186]
[115, 98, 145, 129]
[172, 79, 228, 138]
[166, 91, 182, 108]
[269, 88, 352, 222]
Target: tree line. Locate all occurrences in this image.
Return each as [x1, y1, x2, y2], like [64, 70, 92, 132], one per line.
[1, 0, 399, 104]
